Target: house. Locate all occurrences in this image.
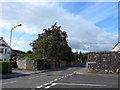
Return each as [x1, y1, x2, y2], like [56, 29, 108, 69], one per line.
[12, 49, 25, 56]
[112, 42, 120, 51]
[0, 37, 12, 61]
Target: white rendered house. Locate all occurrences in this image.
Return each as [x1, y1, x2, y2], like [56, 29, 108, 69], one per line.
[0, 37, 11, 61]
[112, 42, 120, 51]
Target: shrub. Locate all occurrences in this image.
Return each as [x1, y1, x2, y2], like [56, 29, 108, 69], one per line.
[37, 59, 48, 70]
[0, 61, 12, 74]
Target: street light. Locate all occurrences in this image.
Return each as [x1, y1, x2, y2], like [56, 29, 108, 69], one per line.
[10, 24, 22, 48]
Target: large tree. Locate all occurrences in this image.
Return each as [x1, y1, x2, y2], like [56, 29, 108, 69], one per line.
[30, 23, 72, 61]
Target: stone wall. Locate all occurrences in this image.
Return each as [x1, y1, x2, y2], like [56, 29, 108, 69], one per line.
[87, 51, 120, 73]
[17, 59, 82, 70]
[16, 59, 27, 69]
[70, 61, 81, 66]
[17, 60, 37, 70]
[17, 60, 67, 70]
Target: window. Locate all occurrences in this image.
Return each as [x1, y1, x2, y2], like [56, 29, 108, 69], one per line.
[5, 49, 7, 54]
[4, 59, 6, 61]
[0, 48, 3, 54]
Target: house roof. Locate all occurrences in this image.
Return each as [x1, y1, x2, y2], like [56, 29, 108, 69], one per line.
[0, 37, 11, 49]
[112, 42, 120, 49]
[12, 49, 25, 54]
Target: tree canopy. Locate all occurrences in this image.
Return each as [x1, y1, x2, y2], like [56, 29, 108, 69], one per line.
[30, 23, 72, 61]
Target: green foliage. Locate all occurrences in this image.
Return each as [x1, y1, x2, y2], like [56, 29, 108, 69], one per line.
[19, 56, 34, 60]
[72, 51, 87, 63]
[37, 59, 48, 69]
[26, 50, 33, 54]
[30, 23, 72, 62]
[0, 61, 11, 74]
[13, 50, 36, 60]
[39, 59, 48, 66]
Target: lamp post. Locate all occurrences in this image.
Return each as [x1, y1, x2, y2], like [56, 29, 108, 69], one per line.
[10, 24, 22, 48]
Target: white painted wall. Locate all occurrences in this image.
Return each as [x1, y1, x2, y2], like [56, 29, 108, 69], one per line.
[0, 46, 11, 62]
[112, 43, 120, 51]
[0, 37, 11, 62]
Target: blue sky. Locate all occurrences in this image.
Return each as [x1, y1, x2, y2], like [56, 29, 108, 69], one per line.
[60, 2, 118, 34]
[0, 1, 118, 52]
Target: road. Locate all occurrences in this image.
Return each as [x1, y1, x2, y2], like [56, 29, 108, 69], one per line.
[1, 67, 119, 90]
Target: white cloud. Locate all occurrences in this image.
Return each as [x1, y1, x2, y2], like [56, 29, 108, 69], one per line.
[4, 37, 31, 52]
[1, 2, 118, 52]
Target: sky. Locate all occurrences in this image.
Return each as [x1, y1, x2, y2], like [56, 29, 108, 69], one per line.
[0, 0, 118, 52]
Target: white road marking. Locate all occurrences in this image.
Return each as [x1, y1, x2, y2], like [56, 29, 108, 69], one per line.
[36, 85, 43, 88]
[44, 83, 50, 86]
[54, 79, 58, 81]
[55, 83, 106, 87]
[50, 83, 57, 86]
[44, 86, 51, 89]
[61, 76, 65, 78]
[50, 81, 54, 83]
[36, 73, 74, 89]
[58, 77, 62, 79]
[3, 81, 16, 84]
[28, 76, 39, 79]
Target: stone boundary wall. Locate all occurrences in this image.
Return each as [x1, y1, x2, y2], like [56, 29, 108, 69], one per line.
[16, 60, 67, 70]
[16, 59, 82, 70]
[87, 51, 120, 73]
[17, 60, 37, 70]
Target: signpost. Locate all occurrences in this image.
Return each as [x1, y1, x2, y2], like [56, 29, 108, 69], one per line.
[86, 62, 96, 72]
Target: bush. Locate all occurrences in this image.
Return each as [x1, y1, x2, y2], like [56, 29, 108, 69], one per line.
[0, 61, 12, 74]
[37, 59, 48, 70]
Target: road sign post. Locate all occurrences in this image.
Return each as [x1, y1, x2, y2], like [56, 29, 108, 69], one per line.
[86, 62, 96, 72]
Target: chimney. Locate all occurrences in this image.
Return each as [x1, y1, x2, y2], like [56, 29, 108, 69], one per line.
[0, 37, 3, 40]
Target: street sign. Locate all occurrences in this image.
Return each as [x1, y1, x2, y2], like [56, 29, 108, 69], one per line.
[87, 62, 96, 64]
[86, 62, 96, 72]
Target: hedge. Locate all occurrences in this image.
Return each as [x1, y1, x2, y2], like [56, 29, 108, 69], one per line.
[0, 61, 12, 74]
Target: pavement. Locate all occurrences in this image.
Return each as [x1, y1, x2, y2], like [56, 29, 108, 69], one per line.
[73, 68, 120, 77]
[1, 67, 71, 79]
[1, 69, 48, 79]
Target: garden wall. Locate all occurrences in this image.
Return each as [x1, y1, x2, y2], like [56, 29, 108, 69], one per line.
[17, 60, 37, 70]
[16, 60, 67, 70]
[87, 51, 120, 73]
